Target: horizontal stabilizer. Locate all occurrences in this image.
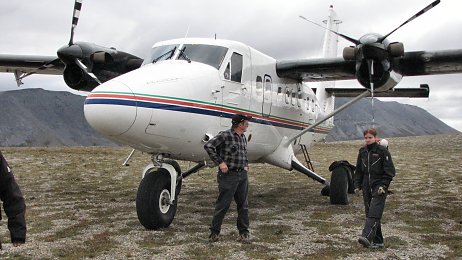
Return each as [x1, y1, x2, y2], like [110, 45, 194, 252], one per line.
[320, 84, 429, 98]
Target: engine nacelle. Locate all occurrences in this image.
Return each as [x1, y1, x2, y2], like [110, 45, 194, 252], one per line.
[63, 64, 99, 91]
[355, 59, 402, 91]
[346, 37, 405, 92]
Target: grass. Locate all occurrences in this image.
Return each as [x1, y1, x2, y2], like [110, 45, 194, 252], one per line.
[0, 134, 461, 259]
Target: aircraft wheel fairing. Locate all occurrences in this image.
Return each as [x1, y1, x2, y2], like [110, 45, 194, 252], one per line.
[136, 169, 177, 229]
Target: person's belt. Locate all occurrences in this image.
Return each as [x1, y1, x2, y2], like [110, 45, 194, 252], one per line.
[229, 168, 245, 172]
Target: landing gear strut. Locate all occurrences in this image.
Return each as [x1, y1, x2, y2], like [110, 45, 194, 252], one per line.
[135, 156, 205, 229]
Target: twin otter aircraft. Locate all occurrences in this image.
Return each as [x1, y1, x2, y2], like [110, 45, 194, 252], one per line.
[1, 0, 462, 229]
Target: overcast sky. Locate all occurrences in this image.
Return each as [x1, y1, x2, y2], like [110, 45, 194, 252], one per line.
[1, 0, 461, 131]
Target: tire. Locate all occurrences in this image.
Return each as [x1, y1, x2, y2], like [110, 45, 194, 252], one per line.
[136, 169, 177, 229]
[347, 168, 355, 194]
[329, 166, 350, 205]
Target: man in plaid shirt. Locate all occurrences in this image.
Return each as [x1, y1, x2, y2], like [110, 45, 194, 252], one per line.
[204, 114, 252, 243]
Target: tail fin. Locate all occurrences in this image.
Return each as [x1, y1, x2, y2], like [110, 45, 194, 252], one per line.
[316, 6, 341, 122]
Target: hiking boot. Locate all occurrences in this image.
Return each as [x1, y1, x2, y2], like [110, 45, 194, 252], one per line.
[371, 242, 384, 249]
[358, 236, 371, 248]
[209, 233, 219, 243]
[239, 233, 251, 244]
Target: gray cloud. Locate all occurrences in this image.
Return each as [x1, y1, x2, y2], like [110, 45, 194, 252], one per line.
[1, 0, 461, 130]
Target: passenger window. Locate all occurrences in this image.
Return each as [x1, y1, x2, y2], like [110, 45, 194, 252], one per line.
[264, 77, 272, 101]
[285, 88, 290, 104]
[291, 91, 296, 106]
[256, 76, 262, 96]
[231, 52, 243, 82]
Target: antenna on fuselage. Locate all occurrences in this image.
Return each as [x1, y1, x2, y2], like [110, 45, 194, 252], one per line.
[184, 25, 190, 38]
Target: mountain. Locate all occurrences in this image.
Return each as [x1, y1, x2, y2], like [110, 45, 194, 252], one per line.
[0, 88, 458, 146]
[326, 97, 459, 141]
[0, 88, 115, 146]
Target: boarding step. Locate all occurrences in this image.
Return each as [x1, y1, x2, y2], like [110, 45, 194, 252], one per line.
[300, 144, 314, 172]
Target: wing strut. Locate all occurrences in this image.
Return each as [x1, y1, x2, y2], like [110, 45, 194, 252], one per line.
[286, 90, 370, 145]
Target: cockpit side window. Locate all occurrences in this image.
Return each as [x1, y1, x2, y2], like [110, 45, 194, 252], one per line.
[224, 63, 231, 80]
[230, 52, 243, 83]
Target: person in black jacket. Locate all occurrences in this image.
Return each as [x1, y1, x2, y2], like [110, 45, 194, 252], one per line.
[354, 128, 395, 249]
[0, 151, 26, 249]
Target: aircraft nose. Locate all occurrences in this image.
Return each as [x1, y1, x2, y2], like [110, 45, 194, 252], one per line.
[84, 81, 137, 136]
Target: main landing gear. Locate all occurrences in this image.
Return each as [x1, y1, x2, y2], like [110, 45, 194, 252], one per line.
[324, 161, 356, 205]
[293, 149, 355, 205]
[135, 155, 205, 229]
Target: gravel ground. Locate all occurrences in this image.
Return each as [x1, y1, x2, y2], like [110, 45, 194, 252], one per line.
[1, 134, 461, 259]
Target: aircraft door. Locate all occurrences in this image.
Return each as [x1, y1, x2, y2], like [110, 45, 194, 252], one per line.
[262, 75, 272, 117]
[220, 52, 246, 127]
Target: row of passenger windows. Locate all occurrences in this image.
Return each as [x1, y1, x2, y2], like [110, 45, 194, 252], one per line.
[254, 76, 316, 112]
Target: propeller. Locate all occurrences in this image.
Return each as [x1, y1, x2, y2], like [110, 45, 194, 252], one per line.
[57, 0, 103, 86]
[300, 0, 440, 45]
[69, 0, 83, 46]
[300, 1, 440, 91]
[299, 15, 359, 45]
[378, 0, 440, 42]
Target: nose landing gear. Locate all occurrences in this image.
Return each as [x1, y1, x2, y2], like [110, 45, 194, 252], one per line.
[135, 157, 205, 229]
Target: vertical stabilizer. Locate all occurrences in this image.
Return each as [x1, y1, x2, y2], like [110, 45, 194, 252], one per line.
[316, 5, 341, 124]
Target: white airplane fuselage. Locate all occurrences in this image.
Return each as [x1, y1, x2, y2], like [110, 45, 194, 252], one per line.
[84, 38, 333, 168]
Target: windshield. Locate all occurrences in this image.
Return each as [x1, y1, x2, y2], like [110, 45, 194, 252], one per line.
[142, 44, 179, 65]
[177, 44, 228, 69]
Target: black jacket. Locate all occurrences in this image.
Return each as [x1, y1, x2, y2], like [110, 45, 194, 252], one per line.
[0, 151, 26, 243]
[354, 143, 396, 191]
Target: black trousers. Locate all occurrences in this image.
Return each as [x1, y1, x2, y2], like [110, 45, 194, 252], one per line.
[362, 184, 387, 244]
[210, 170, 249, 235]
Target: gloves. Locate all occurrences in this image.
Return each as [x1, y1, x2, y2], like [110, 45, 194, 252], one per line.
[378, 186, 386, 195]
[354, 188, 361, 195]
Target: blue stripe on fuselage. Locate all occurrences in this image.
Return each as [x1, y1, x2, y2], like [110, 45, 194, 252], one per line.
[85, 98, 310, 131]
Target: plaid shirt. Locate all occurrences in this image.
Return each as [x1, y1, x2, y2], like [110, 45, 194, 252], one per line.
[204, 128, 248, 171]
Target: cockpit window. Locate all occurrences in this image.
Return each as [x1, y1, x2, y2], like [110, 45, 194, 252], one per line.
[177, 44, 228, 69]
[143, 44, 179, 65]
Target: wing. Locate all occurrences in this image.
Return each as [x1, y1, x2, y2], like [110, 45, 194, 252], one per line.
[0, 54, 65, 86]
[276, 57, 355, 82]
[276, 49, 462, 81]
[0, 54, 64, 75]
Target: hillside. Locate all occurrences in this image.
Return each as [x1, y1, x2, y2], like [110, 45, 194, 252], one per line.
[326, 97, 459, 141]
[0, 88, 115, 146]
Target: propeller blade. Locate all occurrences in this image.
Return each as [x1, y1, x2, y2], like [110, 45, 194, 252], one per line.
[367, 59, 376, 128]
[69, 0, 83, 46]
[299, 15, 360, 45]
[75, 58, 102, 84]
[379, 0, 440, 42]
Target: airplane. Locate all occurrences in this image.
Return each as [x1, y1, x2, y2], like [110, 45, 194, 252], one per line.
[1, 0, 461, 230]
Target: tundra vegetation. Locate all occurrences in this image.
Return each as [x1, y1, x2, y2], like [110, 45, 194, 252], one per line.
[1, 134, 461, 259]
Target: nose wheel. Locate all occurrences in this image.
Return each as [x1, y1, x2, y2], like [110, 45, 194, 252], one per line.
[136, 168, 179, 229]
